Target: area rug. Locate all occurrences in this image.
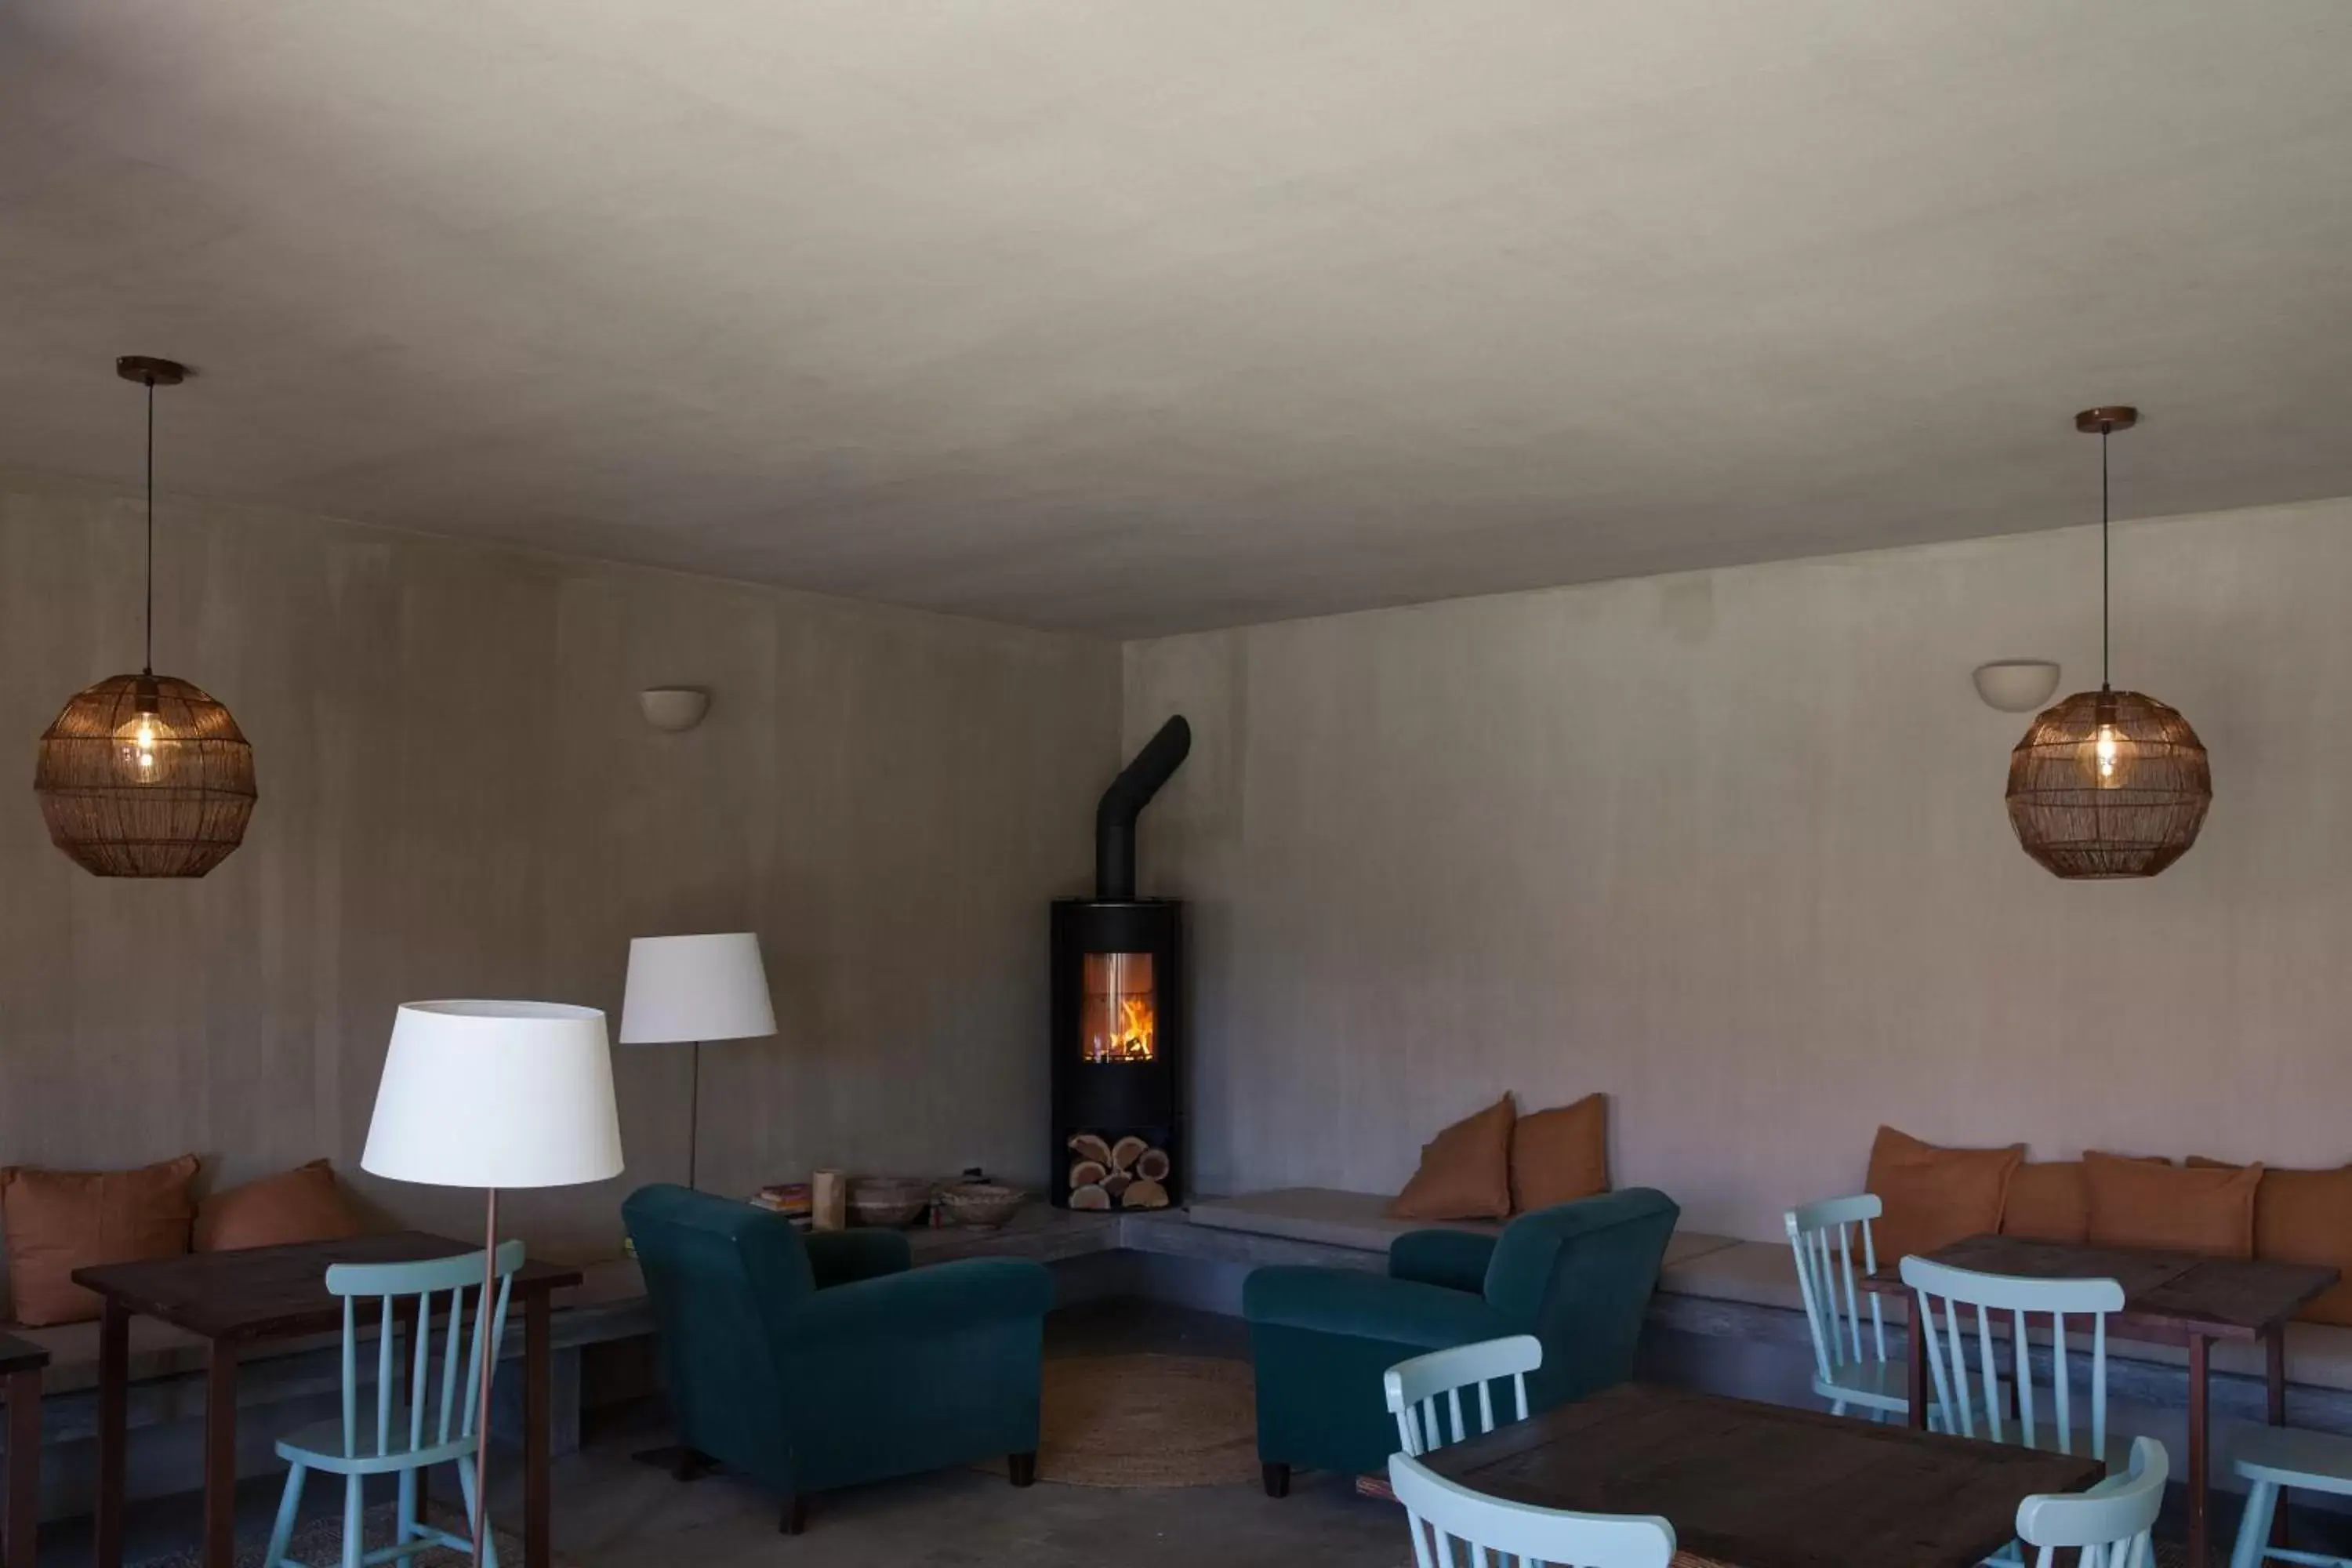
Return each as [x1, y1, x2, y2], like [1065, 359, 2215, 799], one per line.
[980, 1352, 1259, 1488]
[132, 1501, 544, 1568]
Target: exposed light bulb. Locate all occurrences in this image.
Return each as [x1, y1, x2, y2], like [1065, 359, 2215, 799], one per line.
[2076, 720, 2133, 790]
[112, 709, 175, 782]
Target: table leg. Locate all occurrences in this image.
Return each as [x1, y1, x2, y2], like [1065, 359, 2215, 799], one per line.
[2269, 1330, 2291, 1549]
[5, 1367, 39, 1568]
[203, 1344, 238, 1568]
[1906, 1307, 1928, 1430]
[2188, 1333, 2211, 1568]
[95, 1300, 128, 1568]
[526, 1289, 551, 1568]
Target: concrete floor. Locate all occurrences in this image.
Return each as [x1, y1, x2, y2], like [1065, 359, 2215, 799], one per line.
[56, 1302, 1414, 1568]
[548, 1301, 1406, 1568]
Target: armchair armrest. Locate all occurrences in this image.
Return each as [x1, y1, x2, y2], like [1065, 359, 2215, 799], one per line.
[791, 1256, 1053, 1345]
[1388, 1229, 1499, 1295]
[1243, 1266, 1512, 1350]
[805, 1227, 913, 1288]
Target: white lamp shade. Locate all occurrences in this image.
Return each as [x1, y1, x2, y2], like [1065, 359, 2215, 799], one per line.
[619, 932, 776, 1044]
[363, 1001, 625, 1189]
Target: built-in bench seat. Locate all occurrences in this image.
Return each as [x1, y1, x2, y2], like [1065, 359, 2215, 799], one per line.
[1186, 1187, 1499, 1251]
[5, 1254, 654, 1400]
[1160, 1190, 2352, 1439]
[1181, 1186, 1737, 1271]
[80, 1191, 2352, 1514]
[1653, 1236, 2352, 1434]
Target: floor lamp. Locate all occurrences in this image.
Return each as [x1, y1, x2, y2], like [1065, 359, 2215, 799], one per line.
[361, 1000, 624, 1564]
[619, 933, 776, 1192]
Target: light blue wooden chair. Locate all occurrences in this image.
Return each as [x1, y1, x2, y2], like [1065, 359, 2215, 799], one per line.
[2228, 1426, 2352, 1568]
[1389, 1450, 1675, 1568]
[1786, 1194, 1916, 1424]
[1903, 1255, 2128, 1468]
[2018, 1435, 2165, 1568]
[263, 1242, 525, 1568]
[1384, 1334, 1542, 1457]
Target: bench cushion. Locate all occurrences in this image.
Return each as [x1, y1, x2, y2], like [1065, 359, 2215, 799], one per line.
[1661, 1238, 1814, 1315]
[1189, 1189, 1742, 1268]
[1190, 1189, 1504, 1253]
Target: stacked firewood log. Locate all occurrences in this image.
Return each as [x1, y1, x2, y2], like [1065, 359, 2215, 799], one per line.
[1066, 1133, 1172, 1210]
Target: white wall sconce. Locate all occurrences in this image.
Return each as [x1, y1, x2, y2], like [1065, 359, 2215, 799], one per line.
[638, 687, 710, 732]
[1971, 660, 2061, 713]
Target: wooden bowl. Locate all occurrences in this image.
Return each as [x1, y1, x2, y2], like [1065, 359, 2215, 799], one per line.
[848, 1176, 933, 1227]
[938, 1181, 1025, 1230]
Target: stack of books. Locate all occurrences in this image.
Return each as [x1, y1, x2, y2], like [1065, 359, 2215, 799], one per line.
[751, 1182, 815, 1231]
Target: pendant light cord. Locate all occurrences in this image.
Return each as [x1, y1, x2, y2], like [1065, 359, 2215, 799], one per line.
[2098, 420, 2117, 691]
[143, 375, 155, 677]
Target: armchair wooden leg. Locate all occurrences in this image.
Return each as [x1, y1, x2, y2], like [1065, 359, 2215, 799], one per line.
[1262, 1462, 1290, 1499]
[1008, 1452, 1037, 1488]
[779, 1495, 808, 1536]
[671, 1448, 716, 1483]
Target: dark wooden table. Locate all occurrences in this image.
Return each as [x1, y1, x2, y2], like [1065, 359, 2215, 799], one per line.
[1425, 1382, 2103, 1568]
[1860, 1234, 2340, 1568]
[75, 1233, 582, 1568]
[0, 1332, 47, 1568]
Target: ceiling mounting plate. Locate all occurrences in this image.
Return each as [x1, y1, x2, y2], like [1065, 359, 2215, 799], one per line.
[115, 355, 187, 387]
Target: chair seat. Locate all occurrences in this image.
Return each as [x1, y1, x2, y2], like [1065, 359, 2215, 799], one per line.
[1813, 1360, 1911, 1412]
[275, 1414, 476, 1477]
[2233, 1426, 2352, 1497]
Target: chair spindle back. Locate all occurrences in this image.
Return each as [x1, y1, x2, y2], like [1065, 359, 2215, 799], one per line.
[1385, 1334, 1542, 1457]
[1389, 1450, 1675, 1568]
[324, 1240, 525, 1461]
[1785, 1194, 1889, 1388]
[2016, 1435, 2165, 1568]
[1902, 1255, 2123, 1459]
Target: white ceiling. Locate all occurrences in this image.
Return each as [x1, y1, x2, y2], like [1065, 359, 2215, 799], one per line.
[3, 3, 2349, 637]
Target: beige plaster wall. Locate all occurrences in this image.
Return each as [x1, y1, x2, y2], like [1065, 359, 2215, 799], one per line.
[0, 468, 1120, 1261]
[1125, 498, 2352, 1240]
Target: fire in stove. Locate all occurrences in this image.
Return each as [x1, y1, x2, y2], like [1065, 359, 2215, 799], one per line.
[1081, 953, 1156, 1063]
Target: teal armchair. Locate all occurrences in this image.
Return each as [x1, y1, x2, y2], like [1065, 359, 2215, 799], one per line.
[622, 1184, 1054, 1532]
[1243, 1187, 1679, 1490]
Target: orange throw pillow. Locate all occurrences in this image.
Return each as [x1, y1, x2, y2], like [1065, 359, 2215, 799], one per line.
[0, 1154, 200, 1327]
[1389, 1095, 1515, 1221]
[2000, 1162, 2092, 1243]
[2000, 1156, 2167, 1243]
[1864, 1127, 2022, 1265]
[2083, 1151, 2259, 1258]
[1511, 1094, 1610, 1213]
[195, 1160, 365, 1254]
[2189, 1159, 2352, 1324]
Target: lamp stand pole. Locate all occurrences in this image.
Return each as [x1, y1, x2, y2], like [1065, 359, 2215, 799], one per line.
[629, 1044, 714, 1476]
[473, 1187, 498, 1564]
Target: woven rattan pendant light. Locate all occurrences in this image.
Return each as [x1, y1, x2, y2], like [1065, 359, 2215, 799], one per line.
[32, 358, 256, 878]
[2004, 408, 2209, 879]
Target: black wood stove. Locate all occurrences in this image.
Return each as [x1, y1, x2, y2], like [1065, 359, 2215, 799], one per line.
[1051, 716, 1189, 1210]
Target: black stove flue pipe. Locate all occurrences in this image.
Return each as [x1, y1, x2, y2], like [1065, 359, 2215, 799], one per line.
[1094, 716, 1190, 900]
